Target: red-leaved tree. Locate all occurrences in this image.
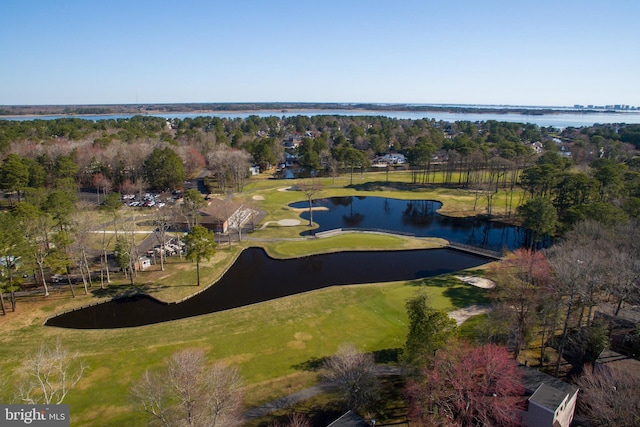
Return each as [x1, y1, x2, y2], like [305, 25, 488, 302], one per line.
[488, 248, 553, 360]
[406, 342, 524, 426]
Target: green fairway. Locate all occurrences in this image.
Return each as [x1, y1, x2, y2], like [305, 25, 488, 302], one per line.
[0, 272, 489, 426]
[264, 233, 448, 258]
[0, 171, 500, 426]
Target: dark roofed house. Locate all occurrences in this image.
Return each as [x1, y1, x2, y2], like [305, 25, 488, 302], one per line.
[326, 410, 368, 427]
[527, 383, 576, 427]
[518, 365, 579, 427]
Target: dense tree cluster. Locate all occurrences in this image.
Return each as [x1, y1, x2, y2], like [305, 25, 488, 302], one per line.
[1, 116, 638, 221]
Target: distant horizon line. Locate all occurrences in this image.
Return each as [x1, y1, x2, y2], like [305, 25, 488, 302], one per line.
[2, 101, 637, 110]
[0, 102, 601, 108]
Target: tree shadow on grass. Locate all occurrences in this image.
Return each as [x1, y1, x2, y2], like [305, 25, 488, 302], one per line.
[258, 404, 344, 427]
[373, 348, 402, 364]
[291, 356, 328, 372]
[291, 348, 402, 372]
[346, 181, 426, 192]
[410, 275, 490, 308]
[91, 282, 172, 299]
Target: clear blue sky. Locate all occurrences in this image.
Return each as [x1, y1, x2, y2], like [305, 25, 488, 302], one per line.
[2, 0, 639, 107]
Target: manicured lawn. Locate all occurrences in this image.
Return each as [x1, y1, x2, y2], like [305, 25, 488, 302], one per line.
[263, 233, 448, 258]
[0, 171, 502, 426]
[0, 272, 488, 426]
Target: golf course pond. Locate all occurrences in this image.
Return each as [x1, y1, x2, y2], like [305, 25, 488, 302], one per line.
[290, 196, 526, 251]
[45, 247, 492, 329]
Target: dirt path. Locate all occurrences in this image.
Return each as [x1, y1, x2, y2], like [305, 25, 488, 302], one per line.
[243, 366, 402, 420]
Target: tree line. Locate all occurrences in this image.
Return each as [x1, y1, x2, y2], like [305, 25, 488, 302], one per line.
[2, 116, 638, 223]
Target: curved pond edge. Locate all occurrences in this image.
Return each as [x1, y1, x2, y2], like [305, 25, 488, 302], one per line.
[288, 196, 527, 252]
[44, 245, 499, 329]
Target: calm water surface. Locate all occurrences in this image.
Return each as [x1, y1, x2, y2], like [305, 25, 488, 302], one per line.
[290, 197, 525, 252]
[5, 109, 640, 128]
[46, 247, 490, 329]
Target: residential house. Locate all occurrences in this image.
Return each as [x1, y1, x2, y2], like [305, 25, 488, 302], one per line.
[372, 153, 406, 167]
[518, 365, 579, 427]
[326, 410, 369, 427]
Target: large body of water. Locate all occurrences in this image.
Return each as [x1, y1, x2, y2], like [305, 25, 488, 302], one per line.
[291, 197, 525, 252]
[4, 109, 640, 128]
[45, 247, 490, 329]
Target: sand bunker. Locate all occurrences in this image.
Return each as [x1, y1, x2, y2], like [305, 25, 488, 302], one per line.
[455, 275, 495, 289]
[449, 304, 492, 325]
[252, 195, 265, 200]
[447, 276, 495, 325]
[277, 187, 292, 192]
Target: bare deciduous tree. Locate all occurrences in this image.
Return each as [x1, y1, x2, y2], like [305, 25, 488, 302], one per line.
[321, 343, 378, 412]
[610, 221, 640, 314]
[297, 180, 323, 227]
[16, 340, 86, 404]
[269, 413, 312, 427]
[153, 205, 174, 271]
[546, 241, 590, 377]
[488, 248, 553, 360]
[70, 204, 97, 293]
[131, 349, 244, 427]
[227, 149, 251, 193]
[207, 145, 251, 193]
[575, 364, 640, 427]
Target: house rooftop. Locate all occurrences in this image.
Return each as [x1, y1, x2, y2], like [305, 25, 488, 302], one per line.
[326, 410, 368, 427]
[595, 349, 640, 378]
[518, 365, 578, 397]
[529, 383, 569, 411]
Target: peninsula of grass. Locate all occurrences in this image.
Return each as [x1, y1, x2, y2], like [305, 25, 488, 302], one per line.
[263, 233, 448, 258]
[0, 171, 501, 426]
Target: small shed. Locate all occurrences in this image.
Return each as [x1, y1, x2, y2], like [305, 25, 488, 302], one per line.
[137, 256, 152, 271]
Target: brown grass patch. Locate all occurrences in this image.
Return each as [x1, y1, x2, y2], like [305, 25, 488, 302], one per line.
[294, 332, 313, 341]
[73, 404, 132, 426]
[77, 366, 112, 391]
[287, 340, 307, 350]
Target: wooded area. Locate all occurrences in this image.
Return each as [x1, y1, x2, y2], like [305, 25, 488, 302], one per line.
[1, 114, 640, 426]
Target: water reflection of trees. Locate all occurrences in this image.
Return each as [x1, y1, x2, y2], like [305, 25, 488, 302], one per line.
[290, 197, 525, 251]
[402, 200, 437, 228]
[330, 196, 353, 207]
[340, 196, 365, 227]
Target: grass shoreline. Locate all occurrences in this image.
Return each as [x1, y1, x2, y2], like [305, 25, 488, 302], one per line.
[0, 174, 502, 426]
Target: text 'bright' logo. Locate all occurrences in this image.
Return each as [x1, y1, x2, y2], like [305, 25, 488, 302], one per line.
[1, 405, 69, 426]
